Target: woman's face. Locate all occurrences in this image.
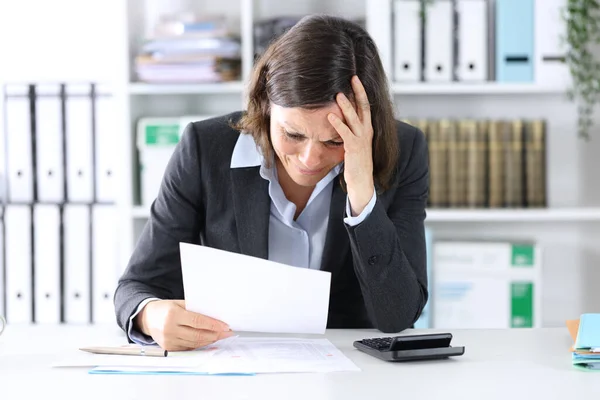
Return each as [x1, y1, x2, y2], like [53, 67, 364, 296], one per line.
[269, 103, 346, 188]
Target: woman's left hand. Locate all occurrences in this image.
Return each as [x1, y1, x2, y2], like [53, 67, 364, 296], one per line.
[328, 75, 375, 216]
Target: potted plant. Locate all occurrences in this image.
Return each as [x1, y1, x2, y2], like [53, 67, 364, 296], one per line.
[563, 0, 600, 140]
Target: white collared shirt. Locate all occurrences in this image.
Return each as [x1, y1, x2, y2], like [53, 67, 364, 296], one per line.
[230, 133, 376, 270]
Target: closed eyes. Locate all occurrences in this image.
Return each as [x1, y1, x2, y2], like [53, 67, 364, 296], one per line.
[283, 130, 344, 147]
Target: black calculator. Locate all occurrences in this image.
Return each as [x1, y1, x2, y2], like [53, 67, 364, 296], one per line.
[353, 333, 465, 362]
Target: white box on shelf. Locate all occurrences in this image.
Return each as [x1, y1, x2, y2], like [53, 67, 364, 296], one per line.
[137, 115, 213, 208]
[432, 240, 542, 329]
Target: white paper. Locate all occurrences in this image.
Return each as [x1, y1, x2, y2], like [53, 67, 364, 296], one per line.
[179, 242, 331, 334]
[88, 338, 360, 375]
[205, 337, 360, 374]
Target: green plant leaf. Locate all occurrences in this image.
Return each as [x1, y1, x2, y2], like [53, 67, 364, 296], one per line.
[563, 0, 600, 139]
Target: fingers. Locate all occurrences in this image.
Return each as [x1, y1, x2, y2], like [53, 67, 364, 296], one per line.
[331, 75, 371, 138]
[178, 308, 230, 332]
[351, 75, 371, 123]
[335, 92, 362, 136]
[176, 326, 234, 349]
[328, 113, 354, 143]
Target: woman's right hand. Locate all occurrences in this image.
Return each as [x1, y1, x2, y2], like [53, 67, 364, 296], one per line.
[135, 300, 234, 351]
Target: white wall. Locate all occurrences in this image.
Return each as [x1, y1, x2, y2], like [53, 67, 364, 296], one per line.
[0, 0, 123, 83]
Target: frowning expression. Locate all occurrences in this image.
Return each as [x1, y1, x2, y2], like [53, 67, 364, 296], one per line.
[269, 103, 346, 187]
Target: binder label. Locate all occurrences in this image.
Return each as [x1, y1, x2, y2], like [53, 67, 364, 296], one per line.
[145, 125, 180, 146]
[511, 245, 535, 267]
[511, 282, 534, 327]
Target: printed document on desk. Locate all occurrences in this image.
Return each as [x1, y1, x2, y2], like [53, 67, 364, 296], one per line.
[179, 242, 331, 334]
[88, 337, 360, 375]
[204, 337, 360, 374]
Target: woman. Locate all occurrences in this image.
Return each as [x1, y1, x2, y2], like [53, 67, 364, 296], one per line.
[114, 14, 429, 351]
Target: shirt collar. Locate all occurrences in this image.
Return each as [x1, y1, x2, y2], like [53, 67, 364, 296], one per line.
[230, 133, 263, 168]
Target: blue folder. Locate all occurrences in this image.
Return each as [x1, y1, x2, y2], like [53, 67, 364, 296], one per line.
[575, 313, 600, 350]
[495, 0, 534, 82]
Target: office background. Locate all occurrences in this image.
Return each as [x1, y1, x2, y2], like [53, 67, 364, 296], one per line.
[0, 0, 598, 329]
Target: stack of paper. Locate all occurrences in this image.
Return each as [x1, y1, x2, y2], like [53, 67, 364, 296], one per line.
[54, 337, 360, 375]
[567, 314, 600, 371]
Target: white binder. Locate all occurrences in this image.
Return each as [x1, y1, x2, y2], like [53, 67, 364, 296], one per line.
[425, 0, 454, 81]
[65, 84, 94, 203]
[63, 204, 91, 324]
[94, 89, 117, 203]
[534, 0, 571, 86]
[92, 204, 119, 324]
[457, 0, 488, 81]
[393, 0, 423, 82]
[5, 85, 34, 203]
[0, 206, 5, 318]
[33, 204, 61, 323]
[5, 205, 33, 323]
[366, 0, 393, 78]
[35, 84, 65, 203]
[0, 91, 7, 202]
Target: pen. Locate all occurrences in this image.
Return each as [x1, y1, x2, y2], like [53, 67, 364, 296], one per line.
[79, 346, 168, 357]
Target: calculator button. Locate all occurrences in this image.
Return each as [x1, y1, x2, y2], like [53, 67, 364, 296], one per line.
[362, 337, 392, 350]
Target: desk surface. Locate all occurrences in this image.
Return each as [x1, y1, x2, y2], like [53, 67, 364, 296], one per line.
[0, 325, 597, 399]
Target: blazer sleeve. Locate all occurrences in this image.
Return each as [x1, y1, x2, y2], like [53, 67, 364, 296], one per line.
[345, 125, 429, 333]
[114, 122, 204, 333]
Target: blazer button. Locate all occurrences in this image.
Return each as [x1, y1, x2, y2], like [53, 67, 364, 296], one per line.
[368, 256, 378, 265]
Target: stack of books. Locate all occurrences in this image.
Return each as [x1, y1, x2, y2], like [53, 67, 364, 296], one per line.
[135, 14, 241, 83]
[403, 118, 547, 209]
[567, 314, 600, 371]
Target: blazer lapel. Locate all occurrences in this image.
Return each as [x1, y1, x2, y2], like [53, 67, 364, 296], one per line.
[230, 167, 270, 259]
[320, 178, 350, 277]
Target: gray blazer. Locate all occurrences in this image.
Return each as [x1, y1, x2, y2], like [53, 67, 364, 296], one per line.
[114, 111, 429, 335]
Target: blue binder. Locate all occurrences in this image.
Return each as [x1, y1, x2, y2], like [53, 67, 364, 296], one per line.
[575, 313, 600, 350]
[495, 0, 534, 82]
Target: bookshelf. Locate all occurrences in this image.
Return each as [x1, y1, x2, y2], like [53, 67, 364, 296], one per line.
[426, 208, 600, 222]
[127, 82, 566, 96]
[114, 0, 600, 328]
[130, 206, 600, 222]
[128, 81, 246, 95]
[4, 0, 597, 330]
[390, 82, 567, 95]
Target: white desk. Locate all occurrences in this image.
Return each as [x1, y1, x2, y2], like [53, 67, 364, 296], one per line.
[0, 325, 597, 399]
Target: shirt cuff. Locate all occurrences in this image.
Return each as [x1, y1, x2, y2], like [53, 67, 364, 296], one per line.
[127, 297, 161, 345]
[344, 188, 377, 226]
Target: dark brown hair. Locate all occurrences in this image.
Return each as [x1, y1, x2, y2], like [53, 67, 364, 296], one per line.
[233, 14, 399, 191]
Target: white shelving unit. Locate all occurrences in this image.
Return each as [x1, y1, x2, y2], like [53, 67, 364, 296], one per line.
[128, 81, 246, 95]
[115, 0, 600, 327]
[390, 82, 567, 95]
[131, 206, 600, 222]
[426, 208, 600, 222]
[127, 81, 566, 96]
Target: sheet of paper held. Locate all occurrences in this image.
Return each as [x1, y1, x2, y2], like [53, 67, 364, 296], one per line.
[179, 242, 332, 334]
[89, 337, 360, 375]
